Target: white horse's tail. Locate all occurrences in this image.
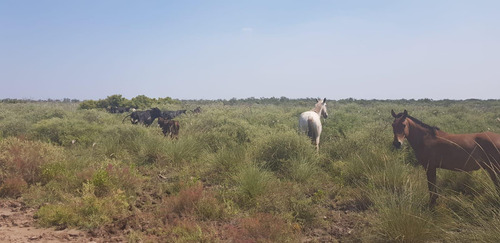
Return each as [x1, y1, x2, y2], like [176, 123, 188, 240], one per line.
[307, 118, 318, 143]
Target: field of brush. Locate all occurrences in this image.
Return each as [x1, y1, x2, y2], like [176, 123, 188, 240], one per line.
[0, 98, 499, 242]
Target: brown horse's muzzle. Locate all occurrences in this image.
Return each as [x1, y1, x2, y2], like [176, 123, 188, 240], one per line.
[393, 140, 402, 149]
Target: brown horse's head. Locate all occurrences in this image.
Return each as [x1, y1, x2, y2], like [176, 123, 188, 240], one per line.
[391, 109, 409, 149]
[314, 98, 328, 119]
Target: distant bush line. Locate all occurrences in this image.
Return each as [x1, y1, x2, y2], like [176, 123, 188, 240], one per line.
[3, 95, 499, 108]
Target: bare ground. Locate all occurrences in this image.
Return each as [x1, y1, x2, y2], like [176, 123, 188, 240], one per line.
[0, 199, 124, 243]
[0, 197, 367, 242]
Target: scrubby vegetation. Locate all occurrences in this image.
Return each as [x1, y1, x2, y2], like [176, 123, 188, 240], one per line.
[78, 94, 180, 110]
[1, 98, 500, 242]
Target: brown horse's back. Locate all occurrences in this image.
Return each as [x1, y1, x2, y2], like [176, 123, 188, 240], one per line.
[430, 131, 500, 171]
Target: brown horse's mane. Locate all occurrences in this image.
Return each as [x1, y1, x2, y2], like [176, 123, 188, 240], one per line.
[408, 115, 440, 136]
[395, 112, 440, 136]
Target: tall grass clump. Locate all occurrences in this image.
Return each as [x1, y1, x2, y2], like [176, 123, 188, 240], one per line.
[31, 117, 104, 146]
[94, 125, 173, 165]
[161, 135, 205, 166]
[287, 155, 320, 183]
[0, 103, 74, 138]
[206, 145, 247, 184]
[353, 146, 448, 242]
[444, 170, 500, 242]
[366, 178, 443, 242]
[235, 164, 274, 208]
[252, 130, 318, 177]
[186, 110, 255, 152]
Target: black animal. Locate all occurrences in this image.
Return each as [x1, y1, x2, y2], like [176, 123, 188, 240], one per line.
[122, 107, 162, 126]
[161, 109, 187, 119]
[158, 117, 180, 139]
[192, 107, 202, 114]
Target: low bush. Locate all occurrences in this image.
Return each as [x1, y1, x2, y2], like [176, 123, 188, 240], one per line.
[252, 130, 317, 176]
[0, 137, 65, 188]
[206, 145, 247, 184]
[227, 213, 297, 242]
[36, 181, 131, 229]
[235, 164, 273, 208]
[31, 117, 103, 146]
[0, 177, 28, 198]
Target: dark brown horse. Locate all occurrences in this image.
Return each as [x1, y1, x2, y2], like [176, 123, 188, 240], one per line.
[158, 117, 180, 139]
[391, 110, 500, 206]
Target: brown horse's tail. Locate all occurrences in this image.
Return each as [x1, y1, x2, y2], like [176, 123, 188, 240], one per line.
[307, 118, 318, 144]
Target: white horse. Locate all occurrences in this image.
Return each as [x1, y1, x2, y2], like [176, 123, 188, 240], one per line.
[299, 98, 328, 151]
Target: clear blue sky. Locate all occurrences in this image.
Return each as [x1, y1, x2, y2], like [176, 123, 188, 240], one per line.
[1, 1, 499, 100]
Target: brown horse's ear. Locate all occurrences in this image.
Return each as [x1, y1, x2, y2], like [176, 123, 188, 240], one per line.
[323, 98, 327, 104]
[403, 110, 408, 117]
[391, 109, 397, 118]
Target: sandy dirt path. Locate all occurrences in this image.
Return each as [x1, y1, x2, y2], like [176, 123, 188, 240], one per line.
[0, 200, 121, 243]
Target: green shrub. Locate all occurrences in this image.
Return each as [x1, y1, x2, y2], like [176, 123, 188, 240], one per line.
[207, 146, 247, 183]
[195, 193, 226, 221]
[90, 169, 112, 197]
[287, 155, 319, 183]
[95, 125, 161, 164]
[252, 130, 317, 175]
[31, 117, 102, 146]
[236, 164, 273, 206]
[36, 181, 130, 229]
[161, 136, 205, 166]
[36, 204, 79, 228]
[79, 100, 98, 110]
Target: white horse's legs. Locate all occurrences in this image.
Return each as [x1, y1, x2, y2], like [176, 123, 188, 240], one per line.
[315, 127, 321, 152]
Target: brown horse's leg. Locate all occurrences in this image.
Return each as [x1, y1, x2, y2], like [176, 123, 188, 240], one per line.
[426, 167, 438, 207]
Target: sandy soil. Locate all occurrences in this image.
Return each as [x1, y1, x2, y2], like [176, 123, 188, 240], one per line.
[1, 198, 364, 242]
[0, 199, 123, 243]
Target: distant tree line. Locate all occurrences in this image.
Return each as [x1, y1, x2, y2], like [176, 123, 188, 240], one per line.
[1, 98, 80, 103]
[183, 97, 500, 107]
[78, 94, 181, 110]
[3, 95, 499, 110]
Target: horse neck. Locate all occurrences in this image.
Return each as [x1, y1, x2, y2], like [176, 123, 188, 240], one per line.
[405, 119, 433, 149]
[311, 105, 323, 115]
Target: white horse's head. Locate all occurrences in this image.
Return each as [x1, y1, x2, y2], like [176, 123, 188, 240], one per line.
[314, 98, 328, 118]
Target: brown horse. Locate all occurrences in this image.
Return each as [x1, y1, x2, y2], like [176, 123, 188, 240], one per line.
[158, 117, 180, 139]
[391, 110, 500, 206]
